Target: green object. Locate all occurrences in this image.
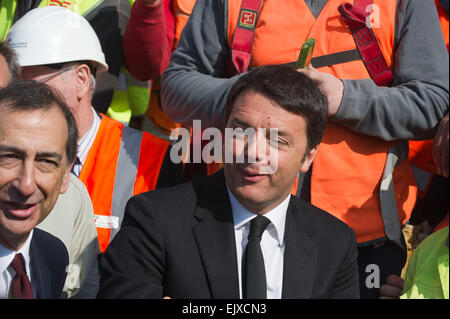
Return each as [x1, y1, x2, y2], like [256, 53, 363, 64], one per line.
[296, 38, 315, 69]
[401, 226, 449, 299]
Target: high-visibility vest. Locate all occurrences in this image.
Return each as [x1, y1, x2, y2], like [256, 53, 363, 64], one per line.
[107, 65, 151, 124]
[227, 0, 417, 245]
[0, 0, 103, 41]
[106, 0, 151, 124]
[401, 226, 449, 299]
[408, 0, 448, 173]
[409, 0, 448, 197]
[0, 0, 147, 125]
[436, 0, 449, 52]
[79, 115, 169, 252]
[145, 0, 196, 136]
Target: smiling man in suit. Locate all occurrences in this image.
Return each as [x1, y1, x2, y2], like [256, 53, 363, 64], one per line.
[0, 80, 77, 299]
[98, 64, 359, 299]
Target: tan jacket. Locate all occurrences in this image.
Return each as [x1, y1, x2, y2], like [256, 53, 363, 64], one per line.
[38, 174, 99, 299]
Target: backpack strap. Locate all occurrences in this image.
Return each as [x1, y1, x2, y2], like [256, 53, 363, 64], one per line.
[230, 0, 262, 74]
[338, 0, 394, 86]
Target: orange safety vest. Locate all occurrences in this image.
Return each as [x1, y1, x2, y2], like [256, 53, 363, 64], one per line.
[408, 0, 448, 196]
[409, 0, 448, 173]
[436, 0, 449, 52]
[228, 0, 417, 245]
[79, 115, 169, 252]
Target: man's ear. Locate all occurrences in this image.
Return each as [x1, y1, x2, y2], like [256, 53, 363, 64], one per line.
[299, 147, 318, 173]
[75, 64, 91, 99]
[59, 164, 72, 195]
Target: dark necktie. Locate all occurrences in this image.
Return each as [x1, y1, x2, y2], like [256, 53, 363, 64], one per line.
[10, 253, 34, 299]
[242, 215, 271, 299]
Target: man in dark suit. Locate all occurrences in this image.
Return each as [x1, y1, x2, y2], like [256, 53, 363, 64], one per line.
[0, 80, 78, 298]
[98, 65, 360, 299]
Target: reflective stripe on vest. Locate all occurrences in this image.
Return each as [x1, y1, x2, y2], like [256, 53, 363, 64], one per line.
[380, 142, 408, 248]
[40, 0, 104, 17]
[79, 115, 169, 252]
[227, 0, 417, 244]
[109, 124, 142, 242]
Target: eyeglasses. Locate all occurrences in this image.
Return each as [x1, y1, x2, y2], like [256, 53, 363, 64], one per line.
[37, 65, 77, 83]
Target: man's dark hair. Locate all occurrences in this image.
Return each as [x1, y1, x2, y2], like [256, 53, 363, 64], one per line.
[0, 80, 78, 165]
[0, 41, 21, 83]
[224, 64, 328, 152]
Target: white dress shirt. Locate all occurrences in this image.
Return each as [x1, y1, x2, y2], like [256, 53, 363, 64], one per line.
[72, 107, 101, 176]
[227, 187, 290, 299]
[0, 230, 34, 299]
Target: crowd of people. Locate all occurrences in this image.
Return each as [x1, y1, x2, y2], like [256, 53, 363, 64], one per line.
[0, 0, 448, 300]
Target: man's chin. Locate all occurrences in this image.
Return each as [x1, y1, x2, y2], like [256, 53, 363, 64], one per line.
[0, 213, 37, 248]
[232, 186, 271, 211]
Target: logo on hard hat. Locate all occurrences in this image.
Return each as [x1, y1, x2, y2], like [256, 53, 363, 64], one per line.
[8, 41, 27, 49]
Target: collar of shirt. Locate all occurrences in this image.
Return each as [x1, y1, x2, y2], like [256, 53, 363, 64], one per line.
[77, 107, 101, 166]
[226, 186, 290, 247]
[0, 229, 34, 277]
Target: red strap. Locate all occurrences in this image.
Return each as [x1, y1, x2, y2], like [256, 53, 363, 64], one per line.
[231, 0, 262, 74]
[338, 1, 394, 86]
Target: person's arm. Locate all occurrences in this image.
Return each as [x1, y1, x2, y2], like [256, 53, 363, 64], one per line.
[331, 0, 449, 141]
[161, 0, 241, 129]
[123, 0, 175, 81]
[97, 194, 165, 299]
[330, 228, 360, 299]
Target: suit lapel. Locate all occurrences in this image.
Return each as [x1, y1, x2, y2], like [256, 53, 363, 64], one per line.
[282, 198, 317, 299]
[192, 171, 240, 299]
[30, 232, 52, 299]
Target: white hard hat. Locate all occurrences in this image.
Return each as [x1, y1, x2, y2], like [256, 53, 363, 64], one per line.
[7, 6, 108, 74]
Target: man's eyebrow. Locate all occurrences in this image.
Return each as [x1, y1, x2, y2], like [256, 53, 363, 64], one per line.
[0, 145, 25, 155]
[36, 152, 62, 162]
[229, 118, 251, 128]
[229, 118, 289, 137]
[0, 145, 62, 161]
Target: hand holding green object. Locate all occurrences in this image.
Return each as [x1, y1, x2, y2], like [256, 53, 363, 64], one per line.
[296, 38, 315, 69]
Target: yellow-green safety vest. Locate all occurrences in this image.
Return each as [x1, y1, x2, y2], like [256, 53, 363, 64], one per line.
[0, 0, 149, 124]
[1, 0, 103, 41]
[106, 0, 150, 124]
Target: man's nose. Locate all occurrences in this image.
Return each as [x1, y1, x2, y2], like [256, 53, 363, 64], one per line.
[13, 161, 38, 198]
[246, 128, 269, 163]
